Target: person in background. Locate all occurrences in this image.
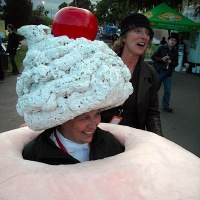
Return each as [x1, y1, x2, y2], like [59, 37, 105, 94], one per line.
[151, 33, 179, 113]
[0, 36, 4, 83]
[6, 24, 19, 75]
[160, 37, 167, 45]
[101, 13, 163, 136]
[179, 37, 187, 65]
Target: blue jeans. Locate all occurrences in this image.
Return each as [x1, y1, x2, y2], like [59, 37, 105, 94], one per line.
[9, 54, 19, 73]
[157, 71, 172, 109]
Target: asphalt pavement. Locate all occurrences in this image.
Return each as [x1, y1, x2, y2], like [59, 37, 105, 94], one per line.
[0, 43, 199, 157]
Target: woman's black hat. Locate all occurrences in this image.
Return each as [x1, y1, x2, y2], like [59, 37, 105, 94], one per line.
[120, 13, 154, 38]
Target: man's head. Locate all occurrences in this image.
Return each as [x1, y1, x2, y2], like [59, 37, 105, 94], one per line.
[120, 13, 154, 39]
[7, 24, 14, 32]
[168, 32, 178, 48]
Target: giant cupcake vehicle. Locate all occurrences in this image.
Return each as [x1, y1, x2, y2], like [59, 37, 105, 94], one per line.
[0, 7, 200, 200]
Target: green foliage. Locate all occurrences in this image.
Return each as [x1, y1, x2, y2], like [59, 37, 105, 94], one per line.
[15, 45, 28, 70]
[31, 5, 52, 26]
[7, 45, 28, 72]
[3, 0, 33, 28]
[41, 16, 53, 26]
[30, 16, 44, 25]
[69, 0, 92, 10]
[59, 2, 68, 10]
[194, 6, 200, 17]
[94, 0, 183, 26]
[33, 5, 48, 17]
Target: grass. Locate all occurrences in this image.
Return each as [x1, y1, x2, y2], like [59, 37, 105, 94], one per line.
[5, 44, 28, 73]
[15, 45, 28, 70]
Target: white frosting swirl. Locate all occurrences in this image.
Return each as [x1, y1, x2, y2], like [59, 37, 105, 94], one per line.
[16, 25, 133, 131]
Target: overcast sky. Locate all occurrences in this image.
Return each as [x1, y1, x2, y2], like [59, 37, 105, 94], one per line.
[32, 0, 98, 18]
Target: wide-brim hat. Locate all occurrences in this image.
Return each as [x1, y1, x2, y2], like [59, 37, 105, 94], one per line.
[120, 13, 154, 38]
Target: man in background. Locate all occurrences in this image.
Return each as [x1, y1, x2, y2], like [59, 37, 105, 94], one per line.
[151, 33, 179, 113]
[6, 24, 19, 75]
[179, 37, 187, 65]
[160, 36, 167, 45]
[0, 36, 4, 83]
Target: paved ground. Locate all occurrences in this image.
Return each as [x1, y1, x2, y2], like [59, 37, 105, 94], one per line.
[158, 72, 200, 157]
[0, 42, 199, 157]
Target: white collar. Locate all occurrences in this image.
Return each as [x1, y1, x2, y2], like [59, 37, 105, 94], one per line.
[55, 129, 89, 153]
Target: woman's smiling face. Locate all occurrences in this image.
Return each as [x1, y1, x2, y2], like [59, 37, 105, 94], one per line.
[59, 109, 101, 144]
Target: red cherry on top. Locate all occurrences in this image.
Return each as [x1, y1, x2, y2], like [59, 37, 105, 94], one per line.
[52, 6, 98, 40]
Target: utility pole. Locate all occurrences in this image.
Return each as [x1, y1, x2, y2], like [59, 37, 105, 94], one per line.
[74, 0, 77, 7]
[51, 8, 53, 19]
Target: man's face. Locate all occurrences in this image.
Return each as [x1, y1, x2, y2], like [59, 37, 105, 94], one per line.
[168, 38, 177, 47]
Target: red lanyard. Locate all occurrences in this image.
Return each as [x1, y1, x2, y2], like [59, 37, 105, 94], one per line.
[54, 130, 68, 153]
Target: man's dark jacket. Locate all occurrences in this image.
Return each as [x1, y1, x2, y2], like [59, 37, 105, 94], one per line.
[101, 59, 163, 136]
[22, 127, 125, 165]
[151, 44, 178, 77]
[6, 32, 19, 55]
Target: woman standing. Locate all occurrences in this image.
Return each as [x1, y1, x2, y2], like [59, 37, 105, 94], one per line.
[101, 13, 163, 136]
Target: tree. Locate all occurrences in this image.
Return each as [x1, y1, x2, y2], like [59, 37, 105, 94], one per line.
[0, 0, 3, 19]
[33, 5, 49, 18]
[69, 0, 92, 10]
[30, 15, 44, 25]
[94, 0, 184, 26]
[31, 5, 52, 26]
[59, 2, 68, 10]
[3, 0, 33, 29]
[194, 6, 200, 16]
[95, 0, 131, 25]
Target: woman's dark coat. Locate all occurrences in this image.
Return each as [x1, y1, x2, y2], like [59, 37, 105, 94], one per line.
[101, 59, 163, 136]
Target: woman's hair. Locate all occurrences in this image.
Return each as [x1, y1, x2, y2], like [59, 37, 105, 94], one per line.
[112, 36, 125, 55]
[112, 28, 152, 57]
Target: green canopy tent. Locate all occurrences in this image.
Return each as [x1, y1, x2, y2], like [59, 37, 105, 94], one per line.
[144, 3, 200, 32]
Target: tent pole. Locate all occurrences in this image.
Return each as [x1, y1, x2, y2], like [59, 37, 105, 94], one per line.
[168, 30, 171, 37]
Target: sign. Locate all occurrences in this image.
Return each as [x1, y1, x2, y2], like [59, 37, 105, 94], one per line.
[145, 3, 200, 32]
[0, 20, 6, 38]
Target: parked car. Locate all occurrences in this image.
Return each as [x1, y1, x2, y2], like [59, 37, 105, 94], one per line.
[95, 29, 103, 40]
[116, 29, 121, 37]
[102, 24, 118, 39]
